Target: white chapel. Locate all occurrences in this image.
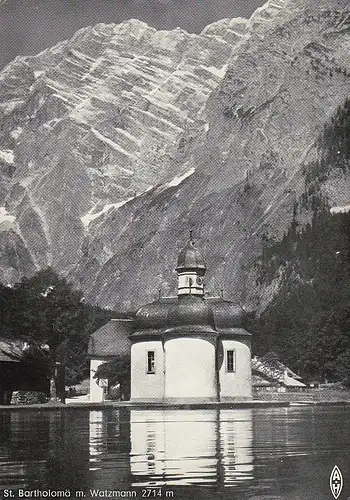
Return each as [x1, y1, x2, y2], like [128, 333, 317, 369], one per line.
[88, 234, 252, 403]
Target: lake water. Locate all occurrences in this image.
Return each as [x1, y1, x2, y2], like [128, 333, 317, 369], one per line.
[0, 406, 349, 500]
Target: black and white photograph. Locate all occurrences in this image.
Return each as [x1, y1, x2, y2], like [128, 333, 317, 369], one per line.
[0, 0, 349, 498]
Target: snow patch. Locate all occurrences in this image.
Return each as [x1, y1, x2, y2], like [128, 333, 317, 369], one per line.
[10, 127, 23, 140]
[251, 0, 288, 25]
[69, 48, 96, 63]
[166, 167, 195, 188]
[205, 64, 228, 78]
[0, 150, 14, 165]
[0, 207, 16, 224]
[91, 128, 137, 158]
[52, 93, 69, 103]
[147, 95, 189, 118]
[136, 108, 182, 132]
[117, 165, 134, 176]
[89, 57, 104, 74]
[81, 197, 135, 227]
[330, 204, 350, 214]
[115, 128, 140, 144]
[264, 203, 273, 215]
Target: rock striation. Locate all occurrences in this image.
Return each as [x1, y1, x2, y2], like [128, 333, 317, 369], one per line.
[0, 16, 250, 281]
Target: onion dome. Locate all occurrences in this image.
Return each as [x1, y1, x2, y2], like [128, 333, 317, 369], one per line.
[135, 299, 174, 330]
[165, 295, 216, 334]
[176, 232, 206, 274]
[209, 299, 245, 330]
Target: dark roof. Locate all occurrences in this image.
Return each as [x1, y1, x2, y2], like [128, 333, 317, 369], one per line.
[218, 327, 251, 338]
[134, 299, 173, 330]
[176, 238, 206, 273]
[165, 295, 216, 334]
[132, 295, 250, 338]
[0, 339, 22, 363]
[207, 298, 245, 330]
[88, 319, 133, 358]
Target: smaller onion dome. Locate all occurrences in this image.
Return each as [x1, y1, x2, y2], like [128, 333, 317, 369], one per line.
[176, 232, 206, 274]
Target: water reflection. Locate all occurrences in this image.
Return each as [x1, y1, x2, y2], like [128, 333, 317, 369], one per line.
[0, 406, 349, 499]
[0, 411, 90, 491]
[88, 409, 131, 491]
[220, 410, 254, 484]
[129, 409, 253, 486]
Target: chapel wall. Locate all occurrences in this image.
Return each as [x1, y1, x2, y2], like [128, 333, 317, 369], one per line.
[219, 338, 252, 400]
[130, 340, 165, 401]
[164, 336, 217, 402]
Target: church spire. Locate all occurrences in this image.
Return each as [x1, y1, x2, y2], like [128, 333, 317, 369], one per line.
[176, 232, 206, 296]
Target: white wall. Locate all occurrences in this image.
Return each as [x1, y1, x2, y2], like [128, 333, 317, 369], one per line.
[178, 272, 204, 295]
[219, 339, 252, 400]
[164, 337, 216, 402]
[89, 358, 106, 402]
[130, 341, 165, 401]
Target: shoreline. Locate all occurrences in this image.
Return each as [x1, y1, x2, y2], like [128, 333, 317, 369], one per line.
[0, 399, 349, 411]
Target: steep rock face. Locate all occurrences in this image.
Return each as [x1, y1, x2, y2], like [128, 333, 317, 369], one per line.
[0, 18, 245, 279]
[73, 0, 350, 310]
[0, 0, 349, 310]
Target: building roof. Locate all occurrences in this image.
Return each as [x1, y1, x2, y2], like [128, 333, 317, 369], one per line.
[208, 298, 245, 330]
[88, 319, 133, 358]
[88, 296, 250, 352]
[0, 339, 22, 363]
[252, 375, 273, 387]
[90, 237, 251, 345]
[252, 356, 301, 380]
[132, 295, 249, 338]
[165, 295, 216, 334]
[282, 376, 306, 387]
[252, 356, 306, 386]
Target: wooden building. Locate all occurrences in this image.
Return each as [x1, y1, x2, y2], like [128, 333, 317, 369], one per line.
[0, 339, 49, 404]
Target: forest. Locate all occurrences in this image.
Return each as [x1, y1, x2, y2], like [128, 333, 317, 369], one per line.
[249, 98, 350, 386]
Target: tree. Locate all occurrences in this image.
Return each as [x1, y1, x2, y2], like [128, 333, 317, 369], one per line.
[0, 268, 115, 402]
[12, 269, 85, 401]
[94, 355, 131, 400]
[335, 349, 350, 388]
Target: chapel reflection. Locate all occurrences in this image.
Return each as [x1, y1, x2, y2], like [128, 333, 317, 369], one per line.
[129, 409, 253, 487]
[88, 409, 131, 491]
[89, 409, 130, 458]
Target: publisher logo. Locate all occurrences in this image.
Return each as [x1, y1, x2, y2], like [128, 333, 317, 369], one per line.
[330, 465, 343, 499]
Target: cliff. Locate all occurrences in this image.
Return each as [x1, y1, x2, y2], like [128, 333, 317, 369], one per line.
[0, 0, 349, 310]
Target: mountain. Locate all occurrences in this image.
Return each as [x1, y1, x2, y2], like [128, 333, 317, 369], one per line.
[0, 0, 349, 311]
[0, 15, 248, 280]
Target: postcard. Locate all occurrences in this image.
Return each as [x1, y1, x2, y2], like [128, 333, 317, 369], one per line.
[0, 0, 349, 499]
